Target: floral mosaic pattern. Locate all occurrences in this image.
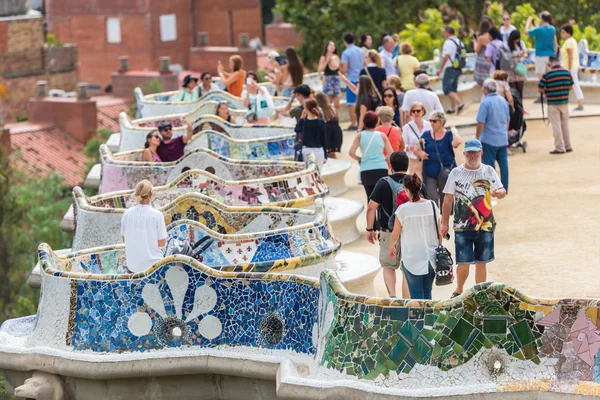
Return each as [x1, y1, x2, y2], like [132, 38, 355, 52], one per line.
[99, 145, 311, 193]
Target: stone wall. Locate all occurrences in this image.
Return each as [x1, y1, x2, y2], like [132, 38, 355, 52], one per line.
[265, 23, 303, 50]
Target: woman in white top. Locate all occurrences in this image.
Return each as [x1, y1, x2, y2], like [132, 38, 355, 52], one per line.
[388, 174, 441, 299]
[402, 101, 431, 179]
[121, 180, 168, 273]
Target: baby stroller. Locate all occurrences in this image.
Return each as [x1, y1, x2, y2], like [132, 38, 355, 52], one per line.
[508, 88, 528, 152]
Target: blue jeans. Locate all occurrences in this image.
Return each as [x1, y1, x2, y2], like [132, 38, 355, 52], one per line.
[481, 142, 509, 192]
[401, 263, 435, 299]
[455, 230, 495, 264]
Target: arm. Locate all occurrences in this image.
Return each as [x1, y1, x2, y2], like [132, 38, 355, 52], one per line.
[505, 86, 514, 110]
[317, 56, 328, 74]
[567, 48, 573, 70]
[366, 200, 379, 244]
[340, 61, 348, 74]
[279, 93, 296, 117]
[440, 193, 454, 237]
[525, 17, 533, 34]
[437, 54, 450, 76]
[243, 90, 250, 108]
[158, 238, 166, 247]
[220, 71, 240, 87]
[348, 133, 361, 162]
[554, 35, 559, 54]
[142, 148, 153, 162]
[181, 117, 193, 144]
[357, 105, 367, 131]
[473, 36, 481, 53]
[387, 217, 403, 257]
[122, 236, 125, 243]
[338, 72, 358, 93]
[476, 122, 484, 140]
[450, 128, 462, 148]
[491, 187, 507, 199]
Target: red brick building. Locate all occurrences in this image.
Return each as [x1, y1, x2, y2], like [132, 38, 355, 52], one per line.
[46, 0, 263, 91]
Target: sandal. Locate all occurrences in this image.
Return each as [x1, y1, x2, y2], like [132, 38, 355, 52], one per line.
[451, 291, 461, 298]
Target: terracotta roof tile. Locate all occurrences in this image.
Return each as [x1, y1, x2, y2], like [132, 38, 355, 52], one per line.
[95, 97, 133, 132]
[8, 123, 87, 187]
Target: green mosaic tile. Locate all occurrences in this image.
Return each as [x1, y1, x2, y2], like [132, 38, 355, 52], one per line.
[483, 317, 507, 334]
[510, 320, 535, 346]
[389, 337, 410, 364]
[449, 318, 476, 346]
[424, 314, 438, 327]
[399, 321, 420, 344]
[410, 337, 433, 364]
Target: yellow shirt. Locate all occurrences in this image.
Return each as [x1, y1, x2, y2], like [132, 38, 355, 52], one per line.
[395, 55, 420, 90]
[561, 37, 580, 70]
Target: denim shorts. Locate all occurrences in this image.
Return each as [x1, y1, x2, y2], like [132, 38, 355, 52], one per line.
[346, 81, 358, 105]
[442, 68, 461, 95]
[455, 230, 495, 264]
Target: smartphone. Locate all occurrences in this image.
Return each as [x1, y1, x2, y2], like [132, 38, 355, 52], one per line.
[246, 77, 253, 85]
[275, 55, 287, 66]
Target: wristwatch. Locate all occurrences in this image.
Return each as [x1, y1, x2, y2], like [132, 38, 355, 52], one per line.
[366, 228, 374, 232]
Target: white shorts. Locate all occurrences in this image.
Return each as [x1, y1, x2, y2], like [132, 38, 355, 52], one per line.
[535, 56, 549, 75]
[302, 147, 325, 170]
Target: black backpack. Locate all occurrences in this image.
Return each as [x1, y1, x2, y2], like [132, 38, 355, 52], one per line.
[449, 38, 466, 70]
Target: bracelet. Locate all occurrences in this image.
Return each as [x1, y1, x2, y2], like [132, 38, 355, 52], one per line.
[366, 228, 374, 232]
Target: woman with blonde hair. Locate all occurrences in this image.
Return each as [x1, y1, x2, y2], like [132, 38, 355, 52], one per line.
[376, 105, 403, 166]
[360, 49, 387, 96]
[402, 101, 431, 178]
[315, 92, 343, 158]
[395, 42, 420, 90]
[217, 55, 246, 97]
[491, 70, 514, 110]
[121, 180, 168, 273]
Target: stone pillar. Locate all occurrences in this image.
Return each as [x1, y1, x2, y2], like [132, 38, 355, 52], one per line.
[159, 57, 171, 73]
[77, 82, 89, 99]
[36, 81, 48, 97]
[119, 56, 129, 72]
[197, 32, 208, 47]
[239, 33, 249, 48]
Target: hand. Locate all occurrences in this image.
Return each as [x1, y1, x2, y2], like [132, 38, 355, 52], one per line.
[388, 246, 397, 258]
[419, 151, 429, 160]
[366, 231, 377, 244]
[217, 62, 223, 73]
[441, 222, 449, 239]
[183, 117, 191, 126]
[436, 69, 442, 77]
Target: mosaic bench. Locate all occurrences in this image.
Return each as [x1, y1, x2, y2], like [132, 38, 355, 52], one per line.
[97, 145, 318, 194]
[135, 87, 289, 119]
[119, 113, 294, 153]
[3, 257, 599, 399]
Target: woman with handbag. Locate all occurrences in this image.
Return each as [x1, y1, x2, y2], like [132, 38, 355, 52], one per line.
[402, 101, 431, 178]
[294, 99, 327, 170]
[349, 111, 394, 199]
[242, 72, 273, 124]
[388, 174, 442, 299]
[507, 30, 528, 99]
[416, 110, 461, 209]
[359, 50, 387, 96]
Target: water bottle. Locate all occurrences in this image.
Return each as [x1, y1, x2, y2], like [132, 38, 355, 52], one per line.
[593, 71, 598, 84]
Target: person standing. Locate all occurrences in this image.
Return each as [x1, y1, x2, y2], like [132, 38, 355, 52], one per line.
[341, 33, 365, 131]
[379, 35, 399, 77]
[380, 88, 401, 127]
[476, 79, 511, 191]
[315, 91, 343, 159]
[376, 105, 403, 154]
[507, 30, 528, 99]
[277, 47, 305, 98]
[473, 17, 493, 86]
[359, 32, 373, 57]
[156, 117, 193, 162]
[366, 151, 411, 298]
[437, 26, 465, 115]
[294, 99, 327, 169]
[526, 11, 558, 103]
[560, 24, 584, 111]
[360, 50, 387, 96]
[441, 139, 506, 297]
[484, 27, 504, 75]
[402, 101, 431, 178]
[417, 110, 461, 209]
[395, 43, 420, 91]
[349, 111, 394, 199]
[217, 55, 246, 97]
[538, 54, 574, 154]
[401, 74, 443, 122]
[121, 180, 168, 273]
[500, 12, 516, 44]
[318, 41, 342, 111]
[388, 173, 440, 300]
[339, 75, 380, 132]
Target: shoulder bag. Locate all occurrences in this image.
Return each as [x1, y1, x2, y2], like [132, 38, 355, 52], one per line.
[430, 201, 454, 286]
[364, 67, 383, 102]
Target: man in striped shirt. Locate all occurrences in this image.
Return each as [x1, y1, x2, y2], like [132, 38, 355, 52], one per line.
[538, 54, 574, 154]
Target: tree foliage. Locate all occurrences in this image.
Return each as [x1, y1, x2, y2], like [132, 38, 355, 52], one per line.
[0, 145, 72, 323]
[84, 128, 112, 172]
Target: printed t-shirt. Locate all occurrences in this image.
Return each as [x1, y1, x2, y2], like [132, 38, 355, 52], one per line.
[443, 164, 503, 232]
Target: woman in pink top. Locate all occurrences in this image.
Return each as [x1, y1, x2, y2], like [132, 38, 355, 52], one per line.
[142, 131, 162, 162]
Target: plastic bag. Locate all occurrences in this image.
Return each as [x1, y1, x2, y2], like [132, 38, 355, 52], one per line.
[256, 87, 276, 119]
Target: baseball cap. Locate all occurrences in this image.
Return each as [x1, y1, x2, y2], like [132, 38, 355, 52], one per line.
[158, 122, 173, 131]
[464, 139, 482, 152]
[292, 84, 311, 97]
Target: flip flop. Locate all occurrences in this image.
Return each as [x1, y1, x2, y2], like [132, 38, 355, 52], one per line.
[451, 291, 461, 298]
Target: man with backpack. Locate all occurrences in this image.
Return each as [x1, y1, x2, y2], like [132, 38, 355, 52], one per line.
[366, 151, 411, 298]
[437, 26, 465, 115]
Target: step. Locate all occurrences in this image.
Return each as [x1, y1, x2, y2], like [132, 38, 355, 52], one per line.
[324, 197, 363, 245]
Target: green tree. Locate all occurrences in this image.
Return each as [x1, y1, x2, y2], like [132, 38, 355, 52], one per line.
[84, 128, 112, 172]
[399, 9, 447, 61]
[508, 3, 539, 48]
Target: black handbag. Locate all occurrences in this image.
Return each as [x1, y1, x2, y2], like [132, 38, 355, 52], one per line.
[294, 118, 305, 162]
[430, 201, 454, 286]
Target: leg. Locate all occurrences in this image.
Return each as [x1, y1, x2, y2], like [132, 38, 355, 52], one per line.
[401, 264, 425, 299]
[348, 104, 357, 127]
[437, 171, 449, 210]
[559, 104, 572, 150]
[456, 264, 470, 294]
[408, 158, 423, 179]
[363, 184, 376, 199]
[332, 95, 341, 113]
[424, 176, 440, 206]
[495, 145, 509, 192]
[382, 269, 397, 297]
[378, 231, 401, 297]
[547, 105, 565, 152]
[401, 271, 410, 298]
[454, 231, 475, 294]
[571, 68, 584, 107]
[449, 92, 461, 109]
[474, 230, 494, 284]
[422, 264, 436, 300]
[481, 142, 497, 168]
[442, 71, 456, 111]
[475, 263, 487, 283]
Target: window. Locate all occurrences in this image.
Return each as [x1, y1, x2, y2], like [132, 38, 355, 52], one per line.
[159, 14, 177, 42]
[106, 17, 121, 44]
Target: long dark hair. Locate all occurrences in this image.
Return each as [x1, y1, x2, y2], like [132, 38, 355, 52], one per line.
[145, 131, 157, 149]
[285, 47, 304, 88]
[322, 41, 338, 57]
[508, 30, 522, 51]
[403, 174, 423, 202]
[382, 87, 399, 112]
[359, 33, 371, 48]
[355, 75, 376, 116]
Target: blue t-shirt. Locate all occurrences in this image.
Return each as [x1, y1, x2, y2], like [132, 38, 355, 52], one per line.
[476, 93, 510, 147]
[341, 44, 365, 82]
[529, 25, 556, 57]
[422, 130, 456, 178]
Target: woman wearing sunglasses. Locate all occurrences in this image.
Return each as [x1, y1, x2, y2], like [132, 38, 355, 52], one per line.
[415, 110, 461, 209]
[198, 72, 218, 97]
[381, 87, 401, 126]
[402, 101, 431, 178]
[142, 131, 162, 162]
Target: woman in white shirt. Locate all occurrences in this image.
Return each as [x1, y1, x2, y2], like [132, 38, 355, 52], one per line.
[388, 174, 441, 299]
[402, 101, 431, 179]
[121, 180, 168, 273]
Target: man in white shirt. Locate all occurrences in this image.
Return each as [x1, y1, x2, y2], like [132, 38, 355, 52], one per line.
[437, 26, 465, 115]
[379, 35, 399, 77]
[401, 74, 444, 122]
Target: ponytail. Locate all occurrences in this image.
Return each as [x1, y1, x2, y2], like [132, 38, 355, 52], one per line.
[403, 173, 423, 202]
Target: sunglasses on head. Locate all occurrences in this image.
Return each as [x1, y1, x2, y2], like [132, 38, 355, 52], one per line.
[411, 109, 423, 114]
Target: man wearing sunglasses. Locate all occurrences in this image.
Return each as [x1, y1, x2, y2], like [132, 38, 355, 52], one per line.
[156, 117, 193, 162]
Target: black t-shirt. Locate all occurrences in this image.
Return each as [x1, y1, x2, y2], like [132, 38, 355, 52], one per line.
[369, 173, 406, 230]
[360, 66, 387, 95]
[294, 117, 327, 154]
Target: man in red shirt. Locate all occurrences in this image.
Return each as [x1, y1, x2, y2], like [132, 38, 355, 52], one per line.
[156, 117, 193, 162]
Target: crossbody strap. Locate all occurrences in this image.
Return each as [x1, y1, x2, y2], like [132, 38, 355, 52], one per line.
[430, 200, 441, 245]
[408, 123, 420, 140]
[432, 130, 447, 170]
[364, 67, 383, 101]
